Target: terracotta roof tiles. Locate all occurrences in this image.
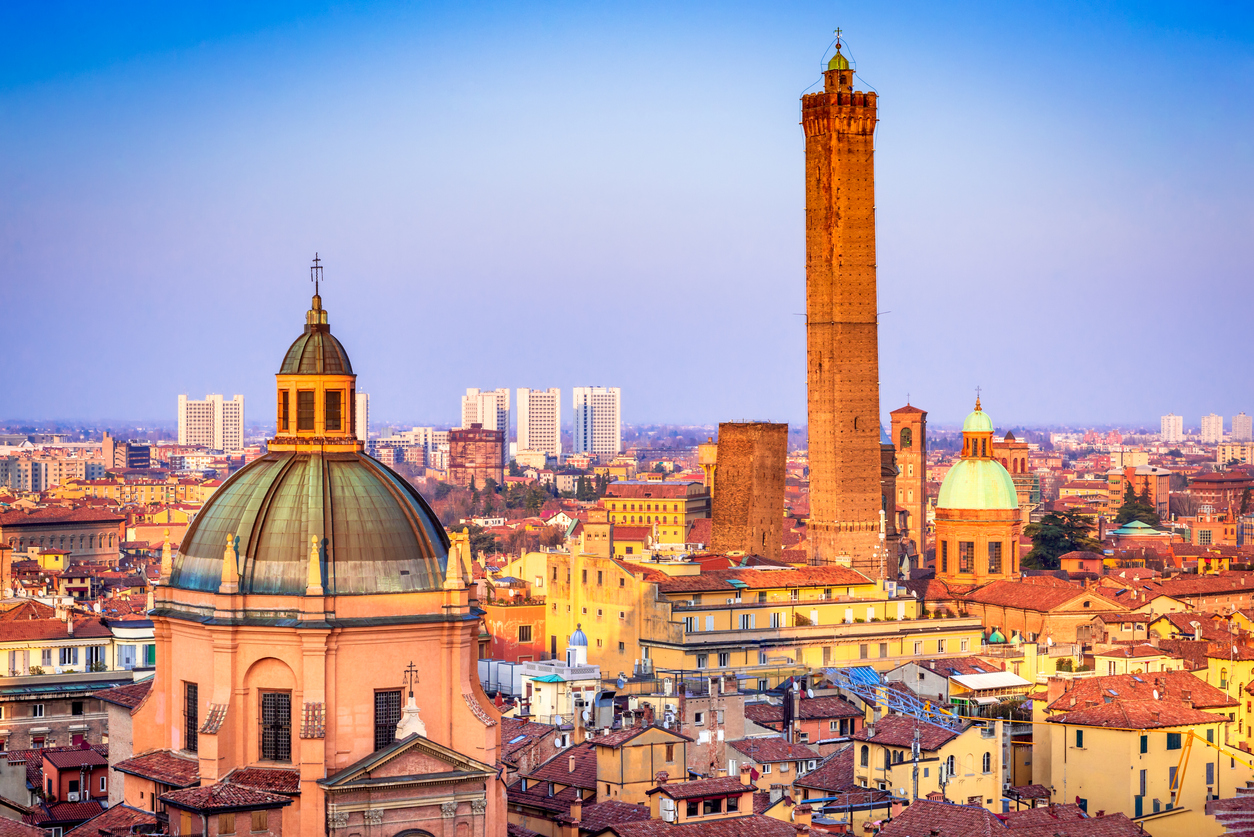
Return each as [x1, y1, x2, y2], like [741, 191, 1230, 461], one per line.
[112, 750, 199, 788]
[62, 805, 156, 837]
[597, 814, 799, 837]
[649, 776, 750, 800]
[162, 782, 292, 812]
[850, 715, 960, 751]
[725, 737, 818, 763]
[524, 742, 598, 790]
[655, 566, 871, 594]
[225, 767, 301, 795]
[744, 696, 861, 725]
[92, 681, 151, 710]
[1048, 698, 1219, 729]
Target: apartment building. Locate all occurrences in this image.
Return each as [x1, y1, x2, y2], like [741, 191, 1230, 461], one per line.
[572, 387, 621, 457]
[177, 394, 245, 451]
[517, 388, 561, 460]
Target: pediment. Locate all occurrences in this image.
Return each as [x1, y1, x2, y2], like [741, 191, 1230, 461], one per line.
[320, 733, 494, 789]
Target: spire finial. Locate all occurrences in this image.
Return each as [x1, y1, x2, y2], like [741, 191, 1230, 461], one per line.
[975, 386, 982, 411]
[311, 253, 322, 298]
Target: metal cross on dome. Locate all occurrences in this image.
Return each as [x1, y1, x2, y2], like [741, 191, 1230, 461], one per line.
[310, 253, 323, 296]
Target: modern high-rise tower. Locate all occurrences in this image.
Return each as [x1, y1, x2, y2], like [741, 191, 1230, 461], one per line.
[517, 388, 561, 459]
[461, 387, 510, 465]
[801, 39, 892, 575]
[177, 393, 245, 451]
[572, 387, 622, 457]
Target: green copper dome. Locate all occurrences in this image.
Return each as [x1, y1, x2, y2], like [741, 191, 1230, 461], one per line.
[171, 451, 449, 595]
[963, 408, 994, 433]
[988, 628, 1006, 644]
[937, 458, 1018, 511]
[828, 50, 850, 71]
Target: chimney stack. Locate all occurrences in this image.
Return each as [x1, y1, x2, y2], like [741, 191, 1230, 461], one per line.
[740, 765, 753, 786]
[655, 771, 669, 786]
[569, 796, 582, 824]
[568, 755, 576, 773]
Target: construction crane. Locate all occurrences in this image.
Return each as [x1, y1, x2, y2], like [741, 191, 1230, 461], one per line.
[823, 667, 963, 730]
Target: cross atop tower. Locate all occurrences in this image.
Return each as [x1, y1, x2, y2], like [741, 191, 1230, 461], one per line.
[975, 386, 982, 411]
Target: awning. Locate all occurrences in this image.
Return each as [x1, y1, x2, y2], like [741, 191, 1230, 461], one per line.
[974, 697, 1000, 706]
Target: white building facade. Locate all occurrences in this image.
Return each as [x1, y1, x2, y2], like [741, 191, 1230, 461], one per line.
[355, 392, 370, 448]
[572, 386, 622, 457]
[517, 388, 561, 460]
[1233, 413, 1252, 443]
[1200, 413, 1224, 445]
[177, 394, 244, 451]
[1160, 413, 1184, 444]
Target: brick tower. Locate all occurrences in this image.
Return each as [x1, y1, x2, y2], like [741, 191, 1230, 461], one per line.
[802, 39, 892, 576]
[890, 404, 928, 559]
[709, 422, 788, 560]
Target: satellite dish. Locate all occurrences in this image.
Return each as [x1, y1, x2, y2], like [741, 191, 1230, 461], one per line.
[582, 709, 593, 723]
[807, 689, 815, 699]
[617, 676, 627, 689]
[1152, 690, 1158, 700]
[553, 715, 564, 725]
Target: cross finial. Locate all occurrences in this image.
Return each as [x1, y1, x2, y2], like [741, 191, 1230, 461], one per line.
[404, 661, 419, 697]
[975, 386, 982, 411]
[835, 27, 843, 49]
[310, 253, 323, 297]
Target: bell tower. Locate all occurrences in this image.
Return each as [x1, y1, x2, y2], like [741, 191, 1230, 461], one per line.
[802, 35, 892, 575]
[271, 256, 362, 454]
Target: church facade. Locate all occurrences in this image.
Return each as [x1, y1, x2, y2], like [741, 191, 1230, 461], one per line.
[119, 274, 505, 837]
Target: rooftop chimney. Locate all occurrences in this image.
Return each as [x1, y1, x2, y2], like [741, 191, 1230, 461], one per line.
[569, 796, 582, 824]
[740, 765, 753, 786]
[655, 771, 669, 786]
[569, 755, 576, 773]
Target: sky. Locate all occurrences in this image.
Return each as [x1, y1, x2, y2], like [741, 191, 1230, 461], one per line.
[2, 1, 1253, 430]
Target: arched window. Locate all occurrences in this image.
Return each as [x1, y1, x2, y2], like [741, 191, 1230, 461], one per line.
[884, 750, 892, 770]
[900, 427, 912, 449]
[982, 752, 991, 773]
[965, 753, 974, 775]
[860, 745, 869, 767]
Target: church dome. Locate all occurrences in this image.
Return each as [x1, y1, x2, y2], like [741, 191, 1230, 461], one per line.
[963, 406, 994, 433]
[828, 50, 850, 71]
[937, 458, 1018, 511]
[280, 328, 353, 375]
[569, 624, 589, 647]
[170, 451, 449, 595]
[170, 277, 448, 597]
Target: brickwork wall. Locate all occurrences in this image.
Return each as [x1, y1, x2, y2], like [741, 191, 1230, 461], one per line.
[710, 423, 787, 559]
[802, 69, 893, 576]
[448, 425, 504, 489]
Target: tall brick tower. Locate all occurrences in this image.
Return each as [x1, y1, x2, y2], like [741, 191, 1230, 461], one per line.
[802, 38, 892, 576]
[890, 404, 928, 559]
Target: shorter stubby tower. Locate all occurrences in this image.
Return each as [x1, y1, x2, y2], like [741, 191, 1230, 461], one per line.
[890, 405, 928, 558]
[709, 423, 788, 559]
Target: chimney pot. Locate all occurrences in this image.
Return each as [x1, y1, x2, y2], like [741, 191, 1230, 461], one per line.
[569, 755, 576, 773]
[655, 771, 669, 786]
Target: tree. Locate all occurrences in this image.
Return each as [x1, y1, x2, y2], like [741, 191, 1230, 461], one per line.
[484, 477, 499, 495]
[508, 460, 522, 477]
[1167, 448, 1184, 458]
[1114, 480, 1160, 527]
[1023, 510, 1102, 569]
[1242, 488, 1251, 516]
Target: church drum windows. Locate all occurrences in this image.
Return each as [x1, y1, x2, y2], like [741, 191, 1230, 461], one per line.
[988, 542, 1003, 574]
[958, 542, 974, 574]
[296, 391, 316, 431]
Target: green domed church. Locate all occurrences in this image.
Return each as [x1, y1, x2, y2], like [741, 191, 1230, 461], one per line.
[934, 399, 1023, 583]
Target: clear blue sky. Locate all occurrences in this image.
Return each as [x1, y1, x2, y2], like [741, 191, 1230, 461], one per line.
[3, 1, 1252, 429]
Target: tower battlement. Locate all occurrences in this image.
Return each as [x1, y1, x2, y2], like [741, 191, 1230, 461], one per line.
[801, 90, 877, 138]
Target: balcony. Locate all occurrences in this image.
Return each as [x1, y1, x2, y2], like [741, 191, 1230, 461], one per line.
[676, 616, 983, 647]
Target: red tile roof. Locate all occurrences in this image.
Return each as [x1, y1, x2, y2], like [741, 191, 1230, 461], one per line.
[649, 776, 751, 799]
[112, 750, 199, 787]
[589, 725, 690, 748]
[1012, 812, 1143, 837]
[1046, 671, 1234, 712]
[225, 767, 301, 795]
[598, 814, 800, 837]
[850, 715, 960, 751]
[0, 508, 125, 526]
[577, 800, 651, 832]
[878, 799, 1005, 837]
[687, 518, 712, 545]
[162, 782, 292, 812]
[524, 742, 598, 790]
[654, 566, 871, 594]
[42, 749, 106, 769]
[500, 718, 556, 765]
[0, 617, 111, 641]
[92, 681, 152, 710]
[603, 484, 699, 499]
[0, 817, 45, 837]
[794, 745, 855, 793]
[963, 579, 1123, 612]
[725, 737, 818, 763]
[917, 656, 1004, 677]
[744, 696, 861, 725]
[26, 800, 106, 826]
[62, 805, 156, 837]
[1048, 698, 1219, 729]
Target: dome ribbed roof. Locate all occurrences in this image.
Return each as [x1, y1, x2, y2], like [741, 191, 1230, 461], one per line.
[828, 50, 850, 71]
[963, 409, 994, 433]
[171, 451, 448, 595]
[937, 458, 1018, 511]
[569, 625, 589, 647]
[280, 328, 353, 375]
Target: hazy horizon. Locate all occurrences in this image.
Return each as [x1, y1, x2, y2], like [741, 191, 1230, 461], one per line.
[4, 2, 1252, 428]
